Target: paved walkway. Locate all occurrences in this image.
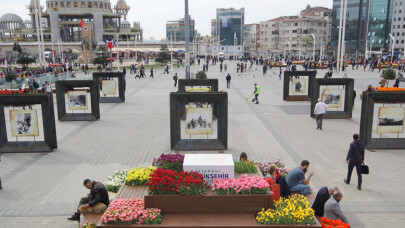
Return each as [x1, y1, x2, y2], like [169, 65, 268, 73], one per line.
[0, 62, 404, 227]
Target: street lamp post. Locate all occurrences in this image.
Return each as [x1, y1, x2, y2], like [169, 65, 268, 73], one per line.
[287, 41, 291, 57]
[311, 33, 316, 61]
[184, 0, 190, 79]
[33, 0, 42, 66]
[389, 34, 395, 62]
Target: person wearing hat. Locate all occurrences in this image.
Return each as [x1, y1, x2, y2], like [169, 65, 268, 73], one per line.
[67, 179, 109, 222]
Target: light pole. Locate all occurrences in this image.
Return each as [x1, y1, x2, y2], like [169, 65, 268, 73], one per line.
[311, 33, 316, 61]
[287, 41, 291, 57]
[184, 0, 190, 79]
[389, 34, 395, 62]
[33, 0, 42, 66]
[115, 34, 120, 71]
[340, 0, 348, 75]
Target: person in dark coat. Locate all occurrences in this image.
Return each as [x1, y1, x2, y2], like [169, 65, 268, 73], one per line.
[226, 73, 231, 88]
[312, 186, 339, 217]
[344, 133, 365, 190]
[67, 179, 110, 222]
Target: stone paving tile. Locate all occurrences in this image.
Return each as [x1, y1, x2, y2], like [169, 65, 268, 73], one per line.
[0, 63, 404, 227]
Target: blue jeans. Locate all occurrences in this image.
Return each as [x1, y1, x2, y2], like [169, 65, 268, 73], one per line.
[290, 184, 310, 196]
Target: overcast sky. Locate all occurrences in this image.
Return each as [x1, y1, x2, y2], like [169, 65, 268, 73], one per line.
[1, 0, 332, 40]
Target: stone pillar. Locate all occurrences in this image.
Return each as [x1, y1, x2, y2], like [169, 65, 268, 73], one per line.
[93, 12, 103, 43]
[49, 11, 60, 42]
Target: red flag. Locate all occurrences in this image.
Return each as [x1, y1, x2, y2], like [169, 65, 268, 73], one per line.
[79, 19, 84, 27]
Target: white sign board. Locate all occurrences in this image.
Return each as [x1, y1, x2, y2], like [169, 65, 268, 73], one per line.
[183, 154, 234, 185]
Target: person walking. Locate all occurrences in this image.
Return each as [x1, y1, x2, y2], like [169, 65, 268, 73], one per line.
[251, 83, 260, 104]
[224, 63, 227, 71]
[226, 73, 231, 89]
[220, 63, 223, 72]
[173, 73, 178, 87]
[344, 133, 365, 190]
[150, 67, 154, 78]
[164, 64, 169, 74]
[314, 98, 327, 130]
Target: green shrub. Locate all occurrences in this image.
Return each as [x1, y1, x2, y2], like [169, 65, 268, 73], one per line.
[383, 69, 397, 80]
[195, 71, 207, 79]
[235, 160, 257, 173]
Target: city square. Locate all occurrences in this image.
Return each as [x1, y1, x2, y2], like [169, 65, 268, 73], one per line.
[1, 0, 405, 228]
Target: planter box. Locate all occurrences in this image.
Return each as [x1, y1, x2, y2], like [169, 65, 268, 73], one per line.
[144, 189, 273, 214]
[99, 214, 322, 228]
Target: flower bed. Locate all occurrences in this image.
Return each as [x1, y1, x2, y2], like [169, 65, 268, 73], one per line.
[234, 160, 257, 173]
[320, 217, 350, 228]
[105, 169, 129, 193]
[125, 166, 156, 186]
[212, 176, 269, 195]
[147, 168, 207, 195]
[152, 153, 184, 172]
[256, 160, 290, 177]
[81, 224, 97, 228]
[256, 195, 316, 225]
[101, 198, 162, 225]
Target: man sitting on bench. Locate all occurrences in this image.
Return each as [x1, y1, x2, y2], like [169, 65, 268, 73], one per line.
[67, 179, 109, 222]
[286, 160, 314, 196]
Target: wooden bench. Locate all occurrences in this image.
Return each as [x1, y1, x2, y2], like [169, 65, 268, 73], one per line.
[80, 185, 149, 226]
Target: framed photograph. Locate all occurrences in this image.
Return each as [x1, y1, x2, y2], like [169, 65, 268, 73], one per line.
[322, 89, 343, 108]
[68, 91, 88, 110]
[9, 110, 39, 137]
[291, 78, 307, 94]
[102, 80, 117, 95]
[377, 107, 405, 134]
[185, 107, 213, 134]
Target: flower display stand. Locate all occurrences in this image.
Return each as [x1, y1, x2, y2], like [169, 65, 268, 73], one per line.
[144, 188, 273, 214]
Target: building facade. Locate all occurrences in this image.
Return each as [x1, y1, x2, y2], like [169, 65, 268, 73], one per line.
[368, 0, 393, 53]
[259, 5, 332, 58]
[211, 19, 217, 43]
[332, 0, 369, 56]
[166, 16, 196, 42]
[391, 0, 405, 58]
[0, 0, 143, 44]
[243, 24, 260, 55]
[216, 8, 244, 46]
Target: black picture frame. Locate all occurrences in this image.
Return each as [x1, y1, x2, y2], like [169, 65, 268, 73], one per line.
[283, 71, 317, 101]
[178, 79, 219, 92]
[92, 72, 125, 103]
[55, 80, 100, 121]
[0, 94, 57, 153]
[310, 78, 354, 119]
[170, 92, 228, 150]
[360, 91, 405, 149]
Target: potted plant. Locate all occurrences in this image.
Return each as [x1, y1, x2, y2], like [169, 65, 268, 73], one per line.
[382, 68, 397, 87]
[5, 71, 16, 90]
[195, 71, 207, 79]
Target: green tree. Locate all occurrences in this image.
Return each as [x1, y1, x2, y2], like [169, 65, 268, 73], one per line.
[17, 53, 36, 67]
[93, 45, 110, 66]
[155, 44, 171, 64]
[5, 71, 16, 89]
[383, 69, 397, 87]
[195, 71, 207, 79]
[13, 42, 22, 54]
[302, 36, 312, 56]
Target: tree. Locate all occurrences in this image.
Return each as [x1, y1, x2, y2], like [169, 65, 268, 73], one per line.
[17, 53, 36, 67]
[302, 36, 312, 56]
[93, 45, 110, 66]
[5, 71, 16, 89]
[382, 69, 397, 87]
[13, 42, 22, 54]
[195, 71, 207, 79]
[155, 44, 171, 64]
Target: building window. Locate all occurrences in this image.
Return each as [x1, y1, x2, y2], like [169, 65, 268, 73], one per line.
[74, 2, 78, 7]
[396, 40, 399, 44]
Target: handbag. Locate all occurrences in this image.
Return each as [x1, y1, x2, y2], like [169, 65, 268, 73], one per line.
[361, 164, 369, 175]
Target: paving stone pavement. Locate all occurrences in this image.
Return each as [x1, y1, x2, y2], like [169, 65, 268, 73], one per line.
[0, 62, 404, 227]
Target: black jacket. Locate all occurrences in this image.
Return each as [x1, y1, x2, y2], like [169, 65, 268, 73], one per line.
[88, 181, 110, 207]
[346, 140, 365, 164]
[226, 75, 231, 81]
[312, 186, 330, 217]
